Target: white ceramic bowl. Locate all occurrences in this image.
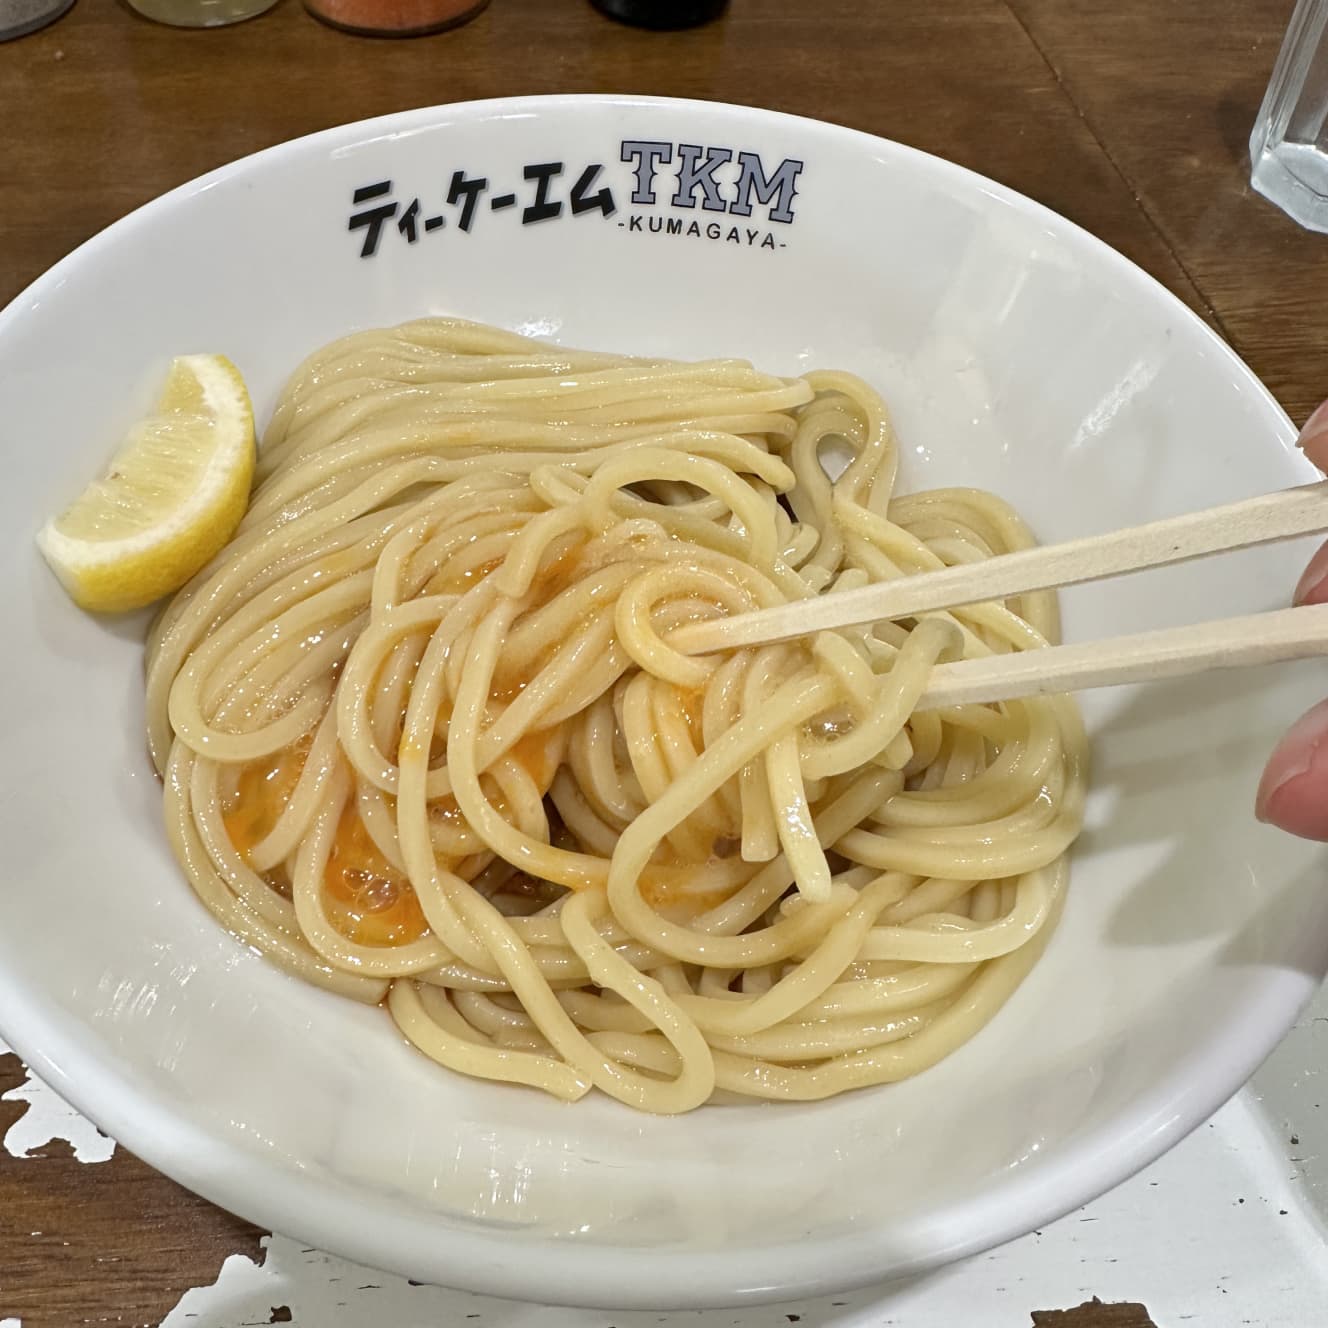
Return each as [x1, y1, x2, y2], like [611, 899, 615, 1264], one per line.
[0, 96, 1324, 1310]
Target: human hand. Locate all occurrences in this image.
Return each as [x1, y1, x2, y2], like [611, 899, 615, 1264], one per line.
[1256, 401, 1328, 838]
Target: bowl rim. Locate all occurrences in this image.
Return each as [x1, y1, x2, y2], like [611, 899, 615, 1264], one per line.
[0, 92, 1311, 1310]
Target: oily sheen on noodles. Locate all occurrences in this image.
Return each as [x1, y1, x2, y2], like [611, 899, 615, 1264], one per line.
[146, 318, 1087, 1114]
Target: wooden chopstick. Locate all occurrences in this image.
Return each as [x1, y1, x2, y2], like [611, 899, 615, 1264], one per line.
[913, 602, 1328, 710]
[670, 480, 1328, 655]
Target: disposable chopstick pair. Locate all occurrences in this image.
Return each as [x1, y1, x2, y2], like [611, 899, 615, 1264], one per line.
[667, 480, 1328, 709]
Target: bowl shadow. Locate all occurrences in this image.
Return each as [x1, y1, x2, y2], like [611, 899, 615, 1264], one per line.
[1076, 667, 1328, 971]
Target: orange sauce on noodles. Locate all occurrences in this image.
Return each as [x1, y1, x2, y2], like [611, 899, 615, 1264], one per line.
[224, 741, 429, 947]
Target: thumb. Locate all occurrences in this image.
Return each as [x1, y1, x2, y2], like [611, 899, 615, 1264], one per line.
[1257, 697, 1328, 840]
[1298, 399, 1328, 472]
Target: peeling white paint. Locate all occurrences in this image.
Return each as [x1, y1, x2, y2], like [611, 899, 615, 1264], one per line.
[1, 1317, 23, 1328]
[0, 1037, 115, 1164]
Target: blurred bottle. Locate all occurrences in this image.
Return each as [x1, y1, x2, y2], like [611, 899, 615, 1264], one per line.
[590, 0, 726, 30]
[126, 0, 279, 25]
[304, 0, 488, 34]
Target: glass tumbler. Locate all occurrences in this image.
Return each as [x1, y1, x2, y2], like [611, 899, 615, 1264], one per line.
[126, 0, 280, 25]
[1251, 0, 1328, 231]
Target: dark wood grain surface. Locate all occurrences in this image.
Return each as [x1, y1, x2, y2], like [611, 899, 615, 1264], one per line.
[0, 0, 1320, 1323]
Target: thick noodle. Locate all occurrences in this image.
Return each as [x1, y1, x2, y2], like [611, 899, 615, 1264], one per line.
[147, 318, 1087, 1113]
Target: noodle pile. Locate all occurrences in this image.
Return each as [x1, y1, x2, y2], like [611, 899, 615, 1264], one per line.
[147, 318, 1087, 1113]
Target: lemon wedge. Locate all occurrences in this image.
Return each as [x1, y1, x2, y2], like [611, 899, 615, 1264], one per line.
[37, 354, 256, 614]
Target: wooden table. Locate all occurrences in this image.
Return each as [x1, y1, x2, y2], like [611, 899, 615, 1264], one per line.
[0, 1, 1322, 1323]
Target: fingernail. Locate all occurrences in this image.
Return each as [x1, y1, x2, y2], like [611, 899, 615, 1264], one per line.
[1294, 540, 1328, 605]
[1256, 697, 1328, 823]
[1299, 399, 1328, 453]
[1256, 754, 1309, 823]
